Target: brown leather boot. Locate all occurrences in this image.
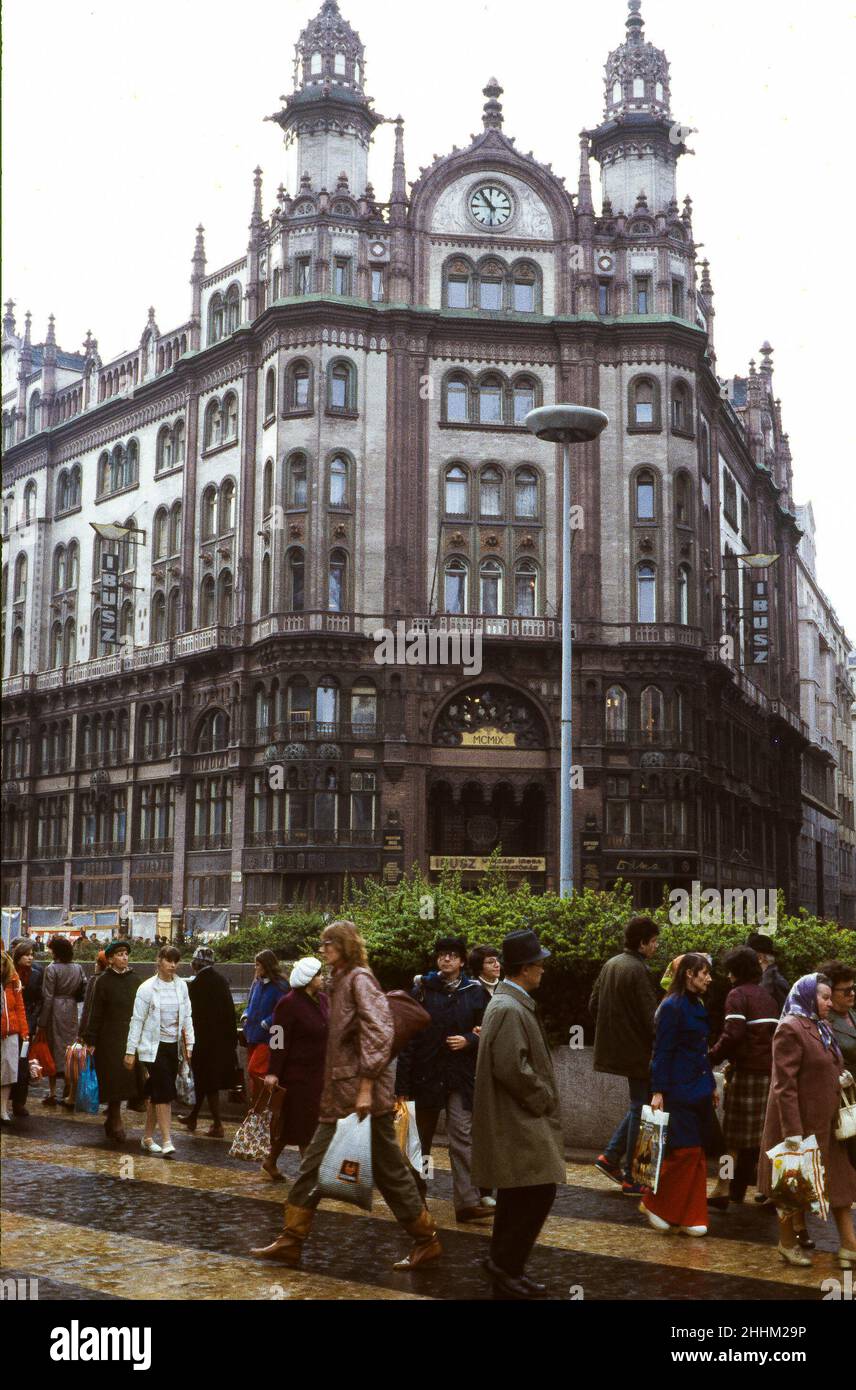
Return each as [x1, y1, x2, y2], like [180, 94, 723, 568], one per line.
[250, 1204, 314, 1264]
[392, 1208, 442, 1270]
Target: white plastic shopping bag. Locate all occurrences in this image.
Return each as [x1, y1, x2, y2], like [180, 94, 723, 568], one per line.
[631, 1104, 670, 1194]
[315, 1112, 374, 1211]
[766, 1135, 828, 1220]
[393, 1098, 424, 1177]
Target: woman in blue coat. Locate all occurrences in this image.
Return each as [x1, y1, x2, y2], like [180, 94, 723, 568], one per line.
[241, 950, 290, 1106]
[641, 953, 716, 1236]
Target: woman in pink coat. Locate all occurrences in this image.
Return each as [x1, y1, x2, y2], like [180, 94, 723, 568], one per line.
[758, 973, 856, 1270]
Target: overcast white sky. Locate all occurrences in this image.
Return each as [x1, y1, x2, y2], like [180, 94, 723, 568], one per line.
[3, 0, 854, 634]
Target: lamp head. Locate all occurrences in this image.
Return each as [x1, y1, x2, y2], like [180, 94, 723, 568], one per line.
[524, 404, 609, 444]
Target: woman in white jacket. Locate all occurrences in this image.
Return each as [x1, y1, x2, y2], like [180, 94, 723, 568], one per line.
[124, 946, 194, 1155]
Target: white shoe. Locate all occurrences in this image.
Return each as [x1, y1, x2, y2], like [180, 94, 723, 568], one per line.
[141, 1137, 162, 1153]
[680, 1226, 708, 1237]
[480, 1196, 497, 1208]
[160, 1142, 176, 1157]
[640, 1204, 673, 1233]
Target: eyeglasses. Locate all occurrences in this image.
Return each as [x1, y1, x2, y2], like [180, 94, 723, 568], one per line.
[833, 985, 855, 995]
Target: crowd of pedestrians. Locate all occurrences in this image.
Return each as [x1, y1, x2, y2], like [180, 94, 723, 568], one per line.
[1, 915, 854, 1297]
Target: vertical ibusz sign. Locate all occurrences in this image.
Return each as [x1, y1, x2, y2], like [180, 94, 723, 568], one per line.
[751, 580, 769, 665]
[100, 552, 120, 647]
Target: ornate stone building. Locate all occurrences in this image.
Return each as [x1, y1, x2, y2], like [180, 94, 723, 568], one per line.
[2, 0, 812, 929]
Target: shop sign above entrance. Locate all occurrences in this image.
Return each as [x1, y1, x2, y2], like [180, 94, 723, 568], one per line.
[430, 856, 546, 873]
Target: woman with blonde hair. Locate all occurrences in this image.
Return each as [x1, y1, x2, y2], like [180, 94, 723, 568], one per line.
[251, 920, 441, 1272]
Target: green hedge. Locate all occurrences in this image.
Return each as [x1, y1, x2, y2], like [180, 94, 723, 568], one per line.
[216, 867, 856, 1043]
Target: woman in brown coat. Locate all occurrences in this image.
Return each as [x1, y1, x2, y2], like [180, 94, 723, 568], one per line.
[251, 920, 441, 1273]
[758, 973, 856, 1270]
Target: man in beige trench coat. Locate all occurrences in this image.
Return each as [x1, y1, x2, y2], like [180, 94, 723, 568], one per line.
[472, 929, 566, 1299]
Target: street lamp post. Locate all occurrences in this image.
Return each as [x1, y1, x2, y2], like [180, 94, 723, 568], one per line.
[525, 405, 609, 898]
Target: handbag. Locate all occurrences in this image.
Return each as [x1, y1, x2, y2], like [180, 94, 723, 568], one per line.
[834, 1081, 856, 1142]
[229, 1093, 273, 1162]
[65, 1042, 89, 1089]
[75, 1055, 100, 1115]
[29, 1032, 57, 1078]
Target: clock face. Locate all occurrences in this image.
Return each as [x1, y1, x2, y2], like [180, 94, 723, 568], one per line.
[469, 185, 512, 228]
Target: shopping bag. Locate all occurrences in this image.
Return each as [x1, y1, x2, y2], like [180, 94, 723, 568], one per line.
[229, 1094, 272, 1162]
[315, 1112, 374, 1212]
[176, 1060, 196, 1108]
[834, 1081, 856, 1143]
[392, 1098, 424, 1177]
[766, 1135, 829, 1220]
[631, 1104, 670, 1194]
[65, 1042, 89, 1089]
[29, 1033, 56, 1078]
[74, 1056, 100, 1115]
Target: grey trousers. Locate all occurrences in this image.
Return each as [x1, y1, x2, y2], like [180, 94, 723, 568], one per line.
[416, 1091, 481, 1212]
[288, 1112, 424, 1227]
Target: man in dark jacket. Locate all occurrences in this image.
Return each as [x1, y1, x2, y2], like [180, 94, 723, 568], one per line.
[589, 915, 660, 1194]
[396, 935, 492, 1223]
[746, 932, 789, 1012]
[82, 940, 141, 1142]
[176, 947, 239, 1138]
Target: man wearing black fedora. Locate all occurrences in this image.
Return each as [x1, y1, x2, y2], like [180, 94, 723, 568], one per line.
[472, 928, 565, 1299]
[745, 932, 789, 1013]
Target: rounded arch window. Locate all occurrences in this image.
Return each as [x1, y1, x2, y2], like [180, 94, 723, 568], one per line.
[287, 677, 311, 723]
[288, 453, 307, 508]
[632, 378, 657, 427]
[154, 508, 169, 559]
[204, 399, 223, 450]
[316, 678, 339, 727]
[444, 557, 468, 615]
[641, 686, 665, 739]
[328, 549, 347, 612]
[51, 621, 63, 669]
[287, 548, 305, 612]
[478, 260, 505, 311]
[225, 285, 241, 334]
[605, 686, 627, 738]
[169, 502, 182, 555]
[329, 455, 348, 508]
[445, 373, 470, 424]
[350, 682, 377, 729]
[217, 570, 234, 625]
[208, 294, 224, 344]
[445, 465, 468, 516]
[53, 545, 67, 594]
[67, 541, 79, 590]
[675, 472, 692, 526]
[288, 360, 312, 411]
[445, 259, 472, 309]
[671, 380, 692, 433]
[677, 565, 691, 625]
[512, 263, 538, 313]
[173, 419, 186, 465]
[515, 467, 538, 519]
[167, 587, 180, 638]
[156, 426, 172, 474]
[260, 553, 271, 616]
[264, 368, 276, 418]
[262, 459, 273, 516]
[219, 479, 236, 533]
[513, 376, 538, 425]
[637, 563, 657, 622]
[635, 471, 656, 522]
[152, 591, 167, 642]
[514, 560, 538, 617]
[328, 360, 355, 412]
[478, 374, 504, 425]
[201, 486, 217, 540]
[224, 392, 239, 442]
[199, 575, 215, 627]
[479, 559, 503, 615]
[479, 466, 503, 518]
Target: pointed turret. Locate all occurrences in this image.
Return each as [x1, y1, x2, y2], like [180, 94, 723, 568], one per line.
[15, 312, 33, 442]
[2, 300, 16, 341]
[389, 116, 407, 227]
[247, 168, 264, 321]
[389, 117, 411, 300]
[190, 224, 206, 350]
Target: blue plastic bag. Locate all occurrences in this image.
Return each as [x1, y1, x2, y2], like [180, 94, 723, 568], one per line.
[75, 1055, 100, 1115]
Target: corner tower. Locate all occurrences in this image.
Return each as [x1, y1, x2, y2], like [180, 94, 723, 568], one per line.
[268, 0, 384, 197]
[587, 1, 687, 215]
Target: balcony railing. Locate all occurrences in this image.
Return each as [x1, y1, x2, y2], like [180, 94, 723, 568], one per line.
[604, 833, 694, 852]
[38, 757, 71, 776]
[79, 748, 129, 770]
[189, 833, 232, 851]
[252, 720, 380, 746]
[141, 743, 172, 761]
[75, 840, 127, 857]
[33, 844, 67, 860]
[245, 828, 379, 848]
[135, 837, 174, 855]
[604, 729, 693, 749]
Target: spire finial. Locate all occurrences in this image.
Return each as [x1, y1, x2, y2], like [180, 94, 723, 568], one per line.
[23, 311, 32, 345]
[760, 342, 774, 375]
[46, 314, 57, 346]
[577, 133, 594, 216]
[482, 78, 504, 130]
[627, 0, 644, 44]
[3, 300, 15, 337]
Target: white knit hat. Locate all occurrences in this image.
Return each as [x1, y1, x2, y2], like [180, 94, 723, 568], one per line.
[290, 956, 322, 989]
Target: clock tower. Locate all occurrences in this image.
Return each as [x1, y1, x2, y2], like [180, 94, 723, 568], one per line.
[268, 0, 384, 197]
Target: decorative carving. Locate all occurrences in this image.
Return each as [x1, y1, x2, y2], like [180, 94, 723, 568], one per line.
[283, 743, 306, 760]
[317, 744, 341, 760]
[434, 685, 546, 749]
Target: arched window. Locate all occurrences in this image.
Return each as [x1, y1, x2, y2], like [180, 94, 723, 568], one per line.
[2, 412, 13, 451]
[635, 470, 656, 522]
[512, 262, 538, 313]
[223, 392, 239, 442]
[478, 374, 504, 425]
[328, 549, 347, 611]
[167, 587, 181, 639]
[98, 451, 110, 494]
[479, 466, 503, 517]
[310, 50, 322, 74]
[152, 591, 166, 642]
[225, 284, 241, 334]
[612, 80, 622, 103]
[120, 517, 137, 573]
[10, 627, 24, 674]
[445, 465, 468, 516]
[120, 599, 134, 643]
[69, 465, 81, 508]
[327, 359, 356, 413]
[605, 686, 627, 739]
[196, 709, 229, 753]
[699, 418, 711, 481]
[287, 360, 312, 412]
[287, 452, 307, 508]
[677, 566, 691, 625]
[445, 258, 473, 309]
[633, 77, 645, 98]
[264, 368, 275, 418]
[334, 50, 346, 75]
[156, 426, 172, 474]
[28, 391, 41, 435]
[478, 259, 505, 311]
[479, 559, 503, 615]
[675, 472, 691, 526]
[272, 268, 282, 301]
[217, 570, 234, 626]
[444, 373, 470, 424]
[260, 553, 271, 616]
[255, 684, 271, 735]
[329, 455, 348, 508]
[351, 682, 377, 730]
[13, 553, 27, 601]
[204, 398, 223, 450]
[630, 376, 660, 429]
[641, 686, 665, 739]
[262, 459, 273, 516]
[514, 560, 538, 617]
[23, 481, 36, 524]
[316, 678, 338, 727]
[513, 376, 538, 425]
[637, 563, 657, 622]
[173, 419, 186, 466]
[671, 381, 692, 433]
[219, 479, 236, 533]
[154, 508, 169, 559]
[287, 548, 305, 611]
[56, 471, 69, 513]
[169, 502, 182, 555]
[67, 541, 79, 590]
[514, 467, 538, 519]
[201, 486, 217, 540]
[199, 576, 215, 628]
[444, 558, 467, 614]
[51, 621, 63, 668]
[208, 293, 224, 344]
[53, 545, 67, 594]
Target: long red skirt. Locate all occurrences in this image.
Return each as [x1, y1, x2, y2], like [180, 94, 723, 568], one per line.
[643, 1147, 708, 1228]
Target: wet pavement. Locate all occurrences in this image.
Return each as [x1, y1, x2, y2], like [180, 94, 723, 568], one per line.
[0, 1101, 840, 1301]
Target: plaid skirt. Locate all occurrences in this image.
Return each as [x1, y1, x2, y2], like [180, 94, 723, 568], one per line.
[723, 1069, 770, 1150]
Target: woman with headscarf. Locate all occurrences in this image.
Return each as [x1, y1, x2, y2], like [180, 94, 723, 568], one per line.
[758, 973, 856, 1269]
[260, 956, 330, 1180]
[641, 953, 717, 1237]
